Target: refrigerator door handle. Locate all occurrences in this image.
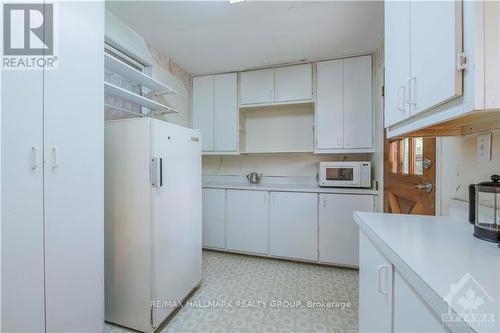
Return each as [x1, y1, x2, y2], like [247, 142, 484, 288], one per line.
[151, 157, 163, 188]
[159, 157, 163, 187]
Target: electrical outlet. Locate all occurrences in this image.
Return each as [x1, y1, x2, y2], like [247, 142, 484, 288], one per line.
[476, 133, 492, 161]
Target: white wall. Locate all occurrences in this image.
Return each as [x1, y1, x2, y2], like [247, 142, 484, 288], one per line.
[105, 11, 191, 127]
[203, 153, 372, 180]
[438, 130, 500, 216]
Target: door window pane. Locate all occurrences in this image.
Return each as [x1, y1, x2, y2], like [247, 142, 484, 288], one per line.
[413, 138, 423, 175]
[401, 138, 409, 174]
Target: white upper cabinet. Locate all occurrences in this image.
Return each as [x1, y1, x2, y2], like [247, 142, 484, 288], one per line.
[316, 56, 373, 152]
[383, 1, 500, 138]
[343, 56, 373, 149]
[192, 75, 215, 151]
[192, 73, 238, 154]
[409, 1, 462, 116]
[240, 68, 275, 105]
[214, 73, 238, 151]
[274, 64, 313, 102]
[240, 65, 313, 106]
[315, 60, 344, 150]
[384, 0, 411, 127]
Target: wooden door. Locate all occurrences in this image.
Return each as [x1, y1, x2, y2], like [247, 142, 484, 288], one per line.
[409, 0, 462, 116]
[202, 188, 226, 249]
[226, 190, 269, 254]
[214, 73, 238, 152]
[269, 192, 317, 261]
[316, 59, 344, 150]
[274, 64, 312, 102]
[343, 56, 373, 149]
[319, 194, 374, 266]
[192, 75, 215, 151]
[239, 68, 275, 105]
[384, 134, 436, 215]
[358, 232, 393, 333]
[384, 0, 411, 127]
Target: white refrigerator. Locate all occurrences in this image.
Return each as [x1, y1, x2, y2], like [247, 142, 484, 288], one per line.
[104, 118, 202, 332]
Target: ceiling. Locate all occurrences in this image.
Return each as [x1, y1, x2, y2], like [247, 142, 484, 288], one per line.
[106, 1, 384, 75]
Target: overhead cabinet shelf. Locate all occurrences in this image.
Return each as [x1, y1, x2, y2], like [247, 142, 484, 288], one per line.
[104, 82, 178, 113]
[104, 53, 177, 95]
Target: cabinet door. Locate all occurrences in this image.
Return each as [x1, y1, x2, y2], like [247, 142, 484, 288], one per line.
[269, 192, 317, 261]
[393, 271, 447, 332]
[359, 232, 393, 333]
[214, 73, 238, 152]
[192, 75, 215, 151]
[316, 60, 344, 150]
[385, 0, 411, 127]
[319, 194, 374, 266]
[410, 1, 462, 116]
[343, 56, 373, 149]
[202, 188, 226, 249]
[226, 190, 268, 254]
[274, 64, 312, 102]
[1, 29, 45, 333]
[43, 2, 104, 332]
[240, 68, 275, 105]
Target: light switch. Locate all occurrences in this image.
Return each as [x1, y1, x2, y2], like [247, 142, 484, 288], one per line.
[476, 133, 492, 161]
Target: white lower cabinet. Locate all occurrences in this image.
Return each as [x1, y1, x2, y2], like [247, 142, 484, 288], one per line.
[269, 192, 317, 261]
[358, 231, 393, 333]
[393, 271, 448, 333]
[319, 194, 374, 266]
[226, 190, 268, 254]
[202, 188, 226, 249]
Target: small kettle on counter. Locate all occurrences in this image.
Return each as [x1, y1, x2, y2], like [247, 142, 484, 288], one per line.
[469, 174, 500, 243]
[247, 172, 263, 184]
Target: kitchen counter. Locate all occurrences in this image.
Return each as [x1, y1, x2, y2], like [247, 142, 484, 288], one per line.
[354, 212, 500, 333]
[203, 182, 378, 195]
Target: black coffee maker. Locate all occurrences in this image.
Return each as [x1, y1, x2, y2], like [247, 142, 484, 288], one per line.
[469, 175, 500, 243]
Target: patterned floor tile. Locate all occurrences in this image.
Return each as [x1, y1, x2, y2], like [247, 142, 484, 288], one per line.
[105, 250, 359, 333]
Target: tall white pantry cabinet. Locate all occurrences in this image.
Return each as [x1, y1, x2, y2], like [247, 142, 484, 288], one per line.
[2, 2, 104, 332]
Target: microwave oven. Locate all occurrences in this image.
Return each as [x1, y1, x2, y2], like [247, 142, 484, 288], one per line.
[318, 161, 371, 188]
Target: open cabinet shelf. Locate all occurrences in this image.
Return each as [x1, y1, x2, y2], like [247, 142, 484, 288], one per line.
[104, 53, 177, 95]
[239, 104, 314, 154]
[104, 82, 178, 113]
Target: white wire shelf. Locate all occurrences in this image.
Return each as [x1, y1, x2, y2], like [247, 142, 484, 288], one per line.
[104, 82, 178, 113]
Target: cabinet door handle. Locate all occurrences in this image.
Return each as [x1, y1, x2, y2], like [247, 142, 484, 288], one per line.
[270, 89, 273, 101]
[377, 265, 390, 296]
[276, 89, 279, 100]
[51, 147, 58, 169]
[397, 86, 405, 111]
[408, 77, 417, 106]
[31, 146, 38, 170]
[346, 136, 350, 146]
[322, 196, 326, 208]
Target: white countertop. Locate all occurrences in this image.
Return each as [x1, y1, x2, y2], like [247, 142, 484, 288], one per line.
[354, 212, 500, 333]
[203, 182, 378, 195]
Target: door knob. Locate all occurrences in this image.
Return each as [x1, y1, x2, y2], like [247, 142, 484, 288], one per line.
[423, 158, 432, 169]
[414, 183, 433, 193]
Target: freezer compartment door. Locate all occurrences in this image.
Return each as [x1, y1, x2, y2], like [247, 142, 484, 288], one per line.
[150, 119, 202, 327]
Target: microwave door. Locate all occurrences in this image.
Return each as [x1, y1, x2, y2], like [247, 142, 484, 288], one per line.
[325, 165, 360, 186]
